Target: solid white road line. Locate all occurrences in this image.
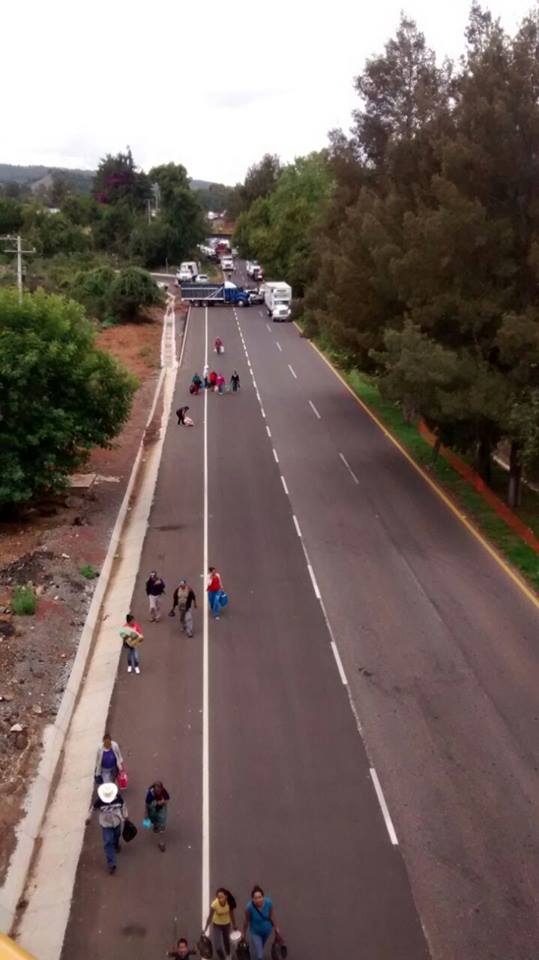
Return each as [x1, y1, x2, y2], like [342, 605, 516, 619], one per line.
[273, 448, 279, 464]
[308, 400, 321, 420]
[202, 309, 210, 922]
[276, 341, 283, 352]
[280, 475, 289, 494]
[370, 768, 399, 846]
[266, 426, 272, 438]
[331, 641, 348, 686]
[293, 515, 302, 538]
[288, 363, 298, 379]
[307, 563, 322, 600]
[266, 323, 272, 332]
[339, 452, 360, 485]
[260, 408, 266, 418]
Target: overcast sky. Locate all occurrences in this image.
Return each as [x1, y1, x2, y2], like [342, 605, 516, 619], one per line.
[1, 0, 536, 184]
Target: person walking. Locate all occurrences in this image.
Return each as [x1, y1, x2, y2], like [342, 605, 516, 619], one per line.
[209, 370, 218, 391]
[119, 613, 143, 674]
[204, 888, 238, 959]
[230, 371, 240, 392]
[169, 579, 197, 637]
[191, 373, 203, 395]
[145, 780, 170, 851]
[177, 405, 190, 425]
[95, 733, 123, 785]
[203, 363, 210, 389]
[207, 567, 223, 620]
[217, 373, 225, 395]
[242, 886, 281, 960]
[146, 570, 166, 622]
[92, 782, 127, 874]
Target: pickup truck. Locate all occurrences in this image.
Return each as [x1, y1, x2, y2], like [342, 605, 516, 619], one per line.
[180, 281, 251, 307]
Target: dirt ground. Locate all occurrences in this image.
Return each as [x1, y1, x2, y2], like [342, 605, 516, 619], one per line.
[0, 309, 165, 883]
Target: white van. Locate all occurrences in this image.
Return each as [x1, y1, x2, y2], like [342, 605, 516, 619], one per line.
[221, 257, 234, 272]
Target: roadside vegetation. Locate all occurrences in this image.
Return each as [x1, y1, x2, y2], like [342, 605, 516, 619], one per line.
[233, 5, 539, 525]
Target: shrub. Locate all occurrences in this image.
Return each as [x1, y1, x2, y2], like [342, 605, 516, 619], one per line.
[80, 563, 99, 579]
[11, 585, 37, 615]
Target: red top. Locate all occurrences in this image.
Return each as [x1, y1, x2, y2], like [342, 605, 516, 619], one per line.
[207, 572, 222, 592]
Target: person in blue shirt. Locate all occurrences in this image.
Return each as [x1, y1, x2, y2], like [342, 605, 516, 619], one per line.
[241, 885, 282, 960]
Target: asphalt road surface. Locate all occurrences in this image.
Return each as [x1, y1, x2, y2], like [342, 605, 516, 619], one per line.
[61, 279, 539, 960]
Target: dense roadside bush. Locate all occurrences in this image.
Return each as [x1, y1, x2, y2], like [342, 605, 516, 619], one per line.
[71, 265, 162, 323]
[0, 288, 137, 505]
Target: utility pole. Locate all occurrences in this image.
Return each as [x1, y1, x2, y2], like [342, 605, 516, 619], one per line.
[1, 234, 36, 303]
[146, 198, 152, 225]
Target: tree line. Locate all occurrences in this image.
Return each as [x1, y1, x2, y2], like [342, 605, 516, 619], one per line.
[234, 4, 539, 506]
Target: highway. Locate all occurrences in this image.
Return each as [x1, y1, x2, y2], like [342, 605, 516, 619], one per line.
[61, 264, 539, 960]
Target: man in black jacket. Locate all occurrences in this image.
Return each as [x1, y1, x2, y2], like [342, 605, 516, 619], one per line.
[146, 570, 166, 622]
[169, 579, 197, 637]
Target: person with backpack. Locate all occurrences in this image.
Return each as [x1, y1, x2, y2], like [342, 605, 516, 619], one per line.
[169, 579, 197, 637]
[204, 888, 238, 959]
[242, 886, 282, 960]
[91, 782, 127, 874]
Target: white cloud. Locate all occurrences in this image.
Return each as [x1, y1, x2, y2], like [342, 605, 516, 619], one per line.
[0, 0, 534, 183]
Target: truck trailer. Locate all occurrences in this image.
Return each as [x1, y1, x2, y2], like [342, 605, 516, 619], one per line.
[262, 281, 292, 321]
[180, 280, 251, 307]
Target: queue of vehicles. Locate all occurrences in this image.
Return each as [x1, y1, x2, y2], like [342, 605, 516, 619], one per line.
[176, 252, 292, 320]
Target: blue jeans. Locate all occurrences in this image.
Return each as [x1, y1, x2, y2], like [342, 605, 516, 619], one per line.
[126, 645, 139, 667]
[250, 931, 270, 960]
[102, 825, 121, 867]
[208, 591, 221, 617]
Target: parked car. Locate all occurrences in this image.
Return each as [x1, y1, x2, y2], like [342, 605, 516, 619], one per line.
[195, 274, 209, 284]
[221, 257, 234, 271]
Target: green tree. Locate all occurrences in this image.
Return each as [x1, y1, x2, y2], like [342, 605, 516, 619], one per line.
[241, 154, 282, 208]
[108, 267, 162, 321]
[0, 288, 136, 505]
[0, 198, 24, 234]
[71, 266, 117, 321]
[235, 153, 333, 296]
[148, 163, 206, 263]
[28, 211, 90, 257]
[94, 148, 149, 210]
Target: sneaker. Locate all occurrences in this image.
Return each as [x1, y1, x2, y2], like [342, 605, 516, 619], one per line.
[134, 666, 141, 674]
[127, 666, 132, 673]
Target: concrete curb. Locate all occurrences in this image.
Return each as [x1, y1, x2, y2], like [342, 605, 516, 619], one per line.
[0, 299, 179, 937]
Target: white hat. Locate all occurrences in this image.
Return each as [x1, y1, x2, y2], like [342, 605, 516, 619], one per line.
[98, 782, 118, 803]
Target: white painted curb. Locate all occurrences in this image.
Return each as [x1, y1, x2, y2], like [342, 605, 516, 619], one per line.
[0, 298, 183, 939]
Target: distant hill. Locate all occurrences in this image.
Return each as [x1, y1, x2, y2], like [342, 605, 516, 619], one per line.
[0, 163, 95, 194]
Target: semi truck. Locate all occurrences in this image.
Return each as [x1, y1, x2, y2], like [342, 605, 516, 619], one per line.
[262, 281, 292, 321]
[246, 260, 262, 280]
[180, 280, 251, 307]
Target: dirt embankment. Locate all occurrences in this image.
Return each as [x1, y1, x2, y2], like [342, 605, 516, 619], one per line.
[0, 311, 164, 882]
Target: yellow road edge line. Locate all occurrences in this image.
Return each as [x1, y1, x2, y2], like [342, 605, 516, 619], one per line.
[297, 326, 539, 611]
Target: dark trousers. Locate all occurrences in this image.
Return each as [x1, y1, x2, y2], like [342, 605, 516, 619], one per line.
[212, 923, 231, 958]
[102, 824, 121, 867]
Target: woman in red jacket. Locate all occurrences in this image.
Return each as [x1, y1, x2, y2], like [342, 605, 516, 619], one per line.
[207, 566, 223, 619]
